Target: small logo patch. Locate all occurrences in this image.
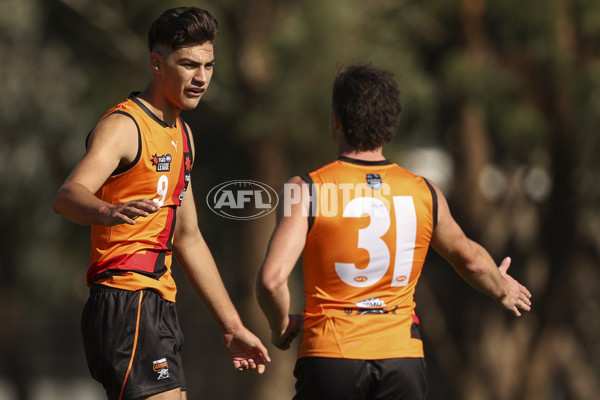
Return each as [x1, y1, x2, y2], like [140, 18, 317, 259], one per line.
[355, 297, 387, 308]
[355, 297, 388, 315]
[366, 173, 382, 190]
[151, 154, 172, 172]
[153, 358, 170, 380]
[179, 153, 192, 202]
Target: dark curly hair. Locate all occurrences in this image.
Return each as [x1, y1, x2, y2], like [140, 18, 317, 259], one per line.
[148, 7, 218, 53]
[332, 64, 402, 151]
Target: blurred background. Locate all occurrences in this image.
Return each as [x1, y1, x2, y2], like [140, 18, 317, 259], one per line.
[1, 0, 599, 399]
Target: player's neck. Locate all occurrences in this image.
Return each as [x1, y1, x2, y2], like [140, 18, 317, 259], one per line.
[137, 86, 181, 127]
[338, 145, 385, 162]
[333, 125, 386, 161]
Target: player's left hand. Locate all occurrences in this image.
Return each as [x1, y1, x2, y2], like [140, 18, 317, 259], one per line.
[222, 327, 271, 374]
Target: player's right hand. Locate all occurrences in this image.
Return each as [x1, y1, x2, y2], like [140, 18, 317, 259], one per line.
[272, 314, 304, 350]
[222, 326, 271, 374]
[102, 199, 160, 225]
[496, 257, 532, 317]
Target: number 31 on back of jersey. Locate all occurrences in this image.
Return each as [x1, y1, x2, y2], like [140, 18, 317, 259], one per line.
[335, 196, 417, 288]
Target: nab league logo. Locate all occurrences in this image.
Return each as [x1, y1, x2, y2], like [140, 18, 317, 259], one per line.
[366, 173, 383, 190]
[206, 180, 279, 220]
[151, 154, 172, 172]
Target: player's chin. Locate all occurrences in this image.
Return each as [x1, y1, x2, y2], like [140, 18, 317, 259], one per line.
[180, 96, 202, 110]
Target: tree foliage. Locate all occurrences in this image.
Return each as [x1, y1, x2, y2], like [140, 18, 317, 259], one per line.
[1, 0, 599, 399]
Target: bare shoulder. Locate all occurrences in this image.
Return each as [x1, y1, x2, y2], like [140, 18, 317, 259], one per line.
[429, 180, 471, 261]
[56, 112, 140, 195]
[280, 175, 310, 202]
[428, 181, 451, 220]
[87, 112, 139, 165]
[277, 175, 311, 223]
[285, 175, 308, 187]
[287, 175, 307, 185]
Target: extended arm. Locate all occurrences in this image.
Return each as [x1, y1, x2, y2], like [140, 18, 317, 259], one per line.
[53, 114, 159, 225]
[172, 181, 270, 373]
[430, 183, 532, 316]
[256, 176, 308, 349]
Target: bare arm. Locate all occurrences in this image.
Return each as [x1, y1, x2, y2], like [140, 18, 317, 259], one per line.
[256, 176, 307, 349]
[173, 181, 270, 373]
[430, 182, 532, 316]
[53, 113, 159, 225]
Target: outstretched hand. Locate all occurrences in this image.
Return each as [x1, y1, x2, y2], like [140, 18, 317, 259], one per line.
[272, 314, 304, 350]
[496, 257, 532, 317]
[222, 327, 271, 374]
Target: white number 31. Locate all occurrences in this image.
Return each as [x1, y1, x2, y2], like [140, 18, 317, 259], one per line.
[334, 196, 417, 288]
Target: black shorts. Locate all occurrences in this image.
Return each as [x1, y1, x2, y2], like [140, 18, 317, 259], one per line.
[81, 284, 186, 400]
[293, 357, 427, 400]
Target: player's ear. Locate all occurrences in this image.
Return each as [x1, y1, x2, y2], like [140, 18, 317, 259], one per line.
[330, 110, 345, 137]
[331, 110, 342, 130]
[150, 52, 162, 73]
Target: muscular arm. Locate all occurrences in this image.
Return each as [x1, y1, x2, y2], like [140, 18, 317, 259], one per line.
[172, 183, 245, 332]
[53, 113, 159, 225]
[256, 176, 307, 349]
[172, 133, 269, 371]
[430, 183, 532, 316]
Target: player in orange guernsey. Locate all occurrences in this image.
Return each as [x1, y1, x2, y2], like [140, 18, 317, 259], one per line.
[256, 64, 532, 399]
[54, 7, 269, 400]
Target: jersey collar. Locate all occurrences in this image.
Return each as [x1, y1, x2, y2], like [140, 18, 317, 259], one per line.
[129, 92, 176, 128]
[338, 155, 392, 166]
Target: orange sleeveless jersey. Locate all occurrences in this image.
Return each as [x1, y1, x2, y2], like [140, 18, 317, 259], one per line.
[86, 95, 193, 302]
[298, 157, 437, 359]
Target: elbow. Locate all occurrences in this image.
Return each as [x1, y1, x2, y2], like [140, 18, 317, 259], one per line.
[446, 252, 484, 280]
[256, 270, 285, 298]
[52, 192, 65, 216]
[443, 240, 483, 276]
[257, 276, 278, 296]
[53, 183, 74, 216]
[53, 185, 74, 217]
[462, 261, 486, 277]
[52, 201, 60, 215]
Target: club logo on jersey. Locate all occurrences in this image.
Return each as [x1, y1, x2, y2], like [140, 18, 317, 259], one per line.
[347, 303, 398, 315]
[151, 154, 172, 172]
[184, 154, 192, 173]
[179, 153, 192, 202]
[206, 180, 279, 220]
[355, 297, 387, 309]
[153, 358, 170, 380]
[355, 297, 389, 314]
[366, 173, 383, 190]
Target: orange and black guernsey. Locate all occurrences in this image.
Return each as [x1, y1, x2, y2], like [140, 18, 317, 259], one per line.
[87, 94, 192, 303]
[298, 156, 437, 360]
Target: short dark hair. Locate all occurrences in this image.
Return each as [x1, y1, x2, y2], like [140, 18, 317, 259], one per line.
[332, 64, 402, 151]
[148, 7, 218, 53]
